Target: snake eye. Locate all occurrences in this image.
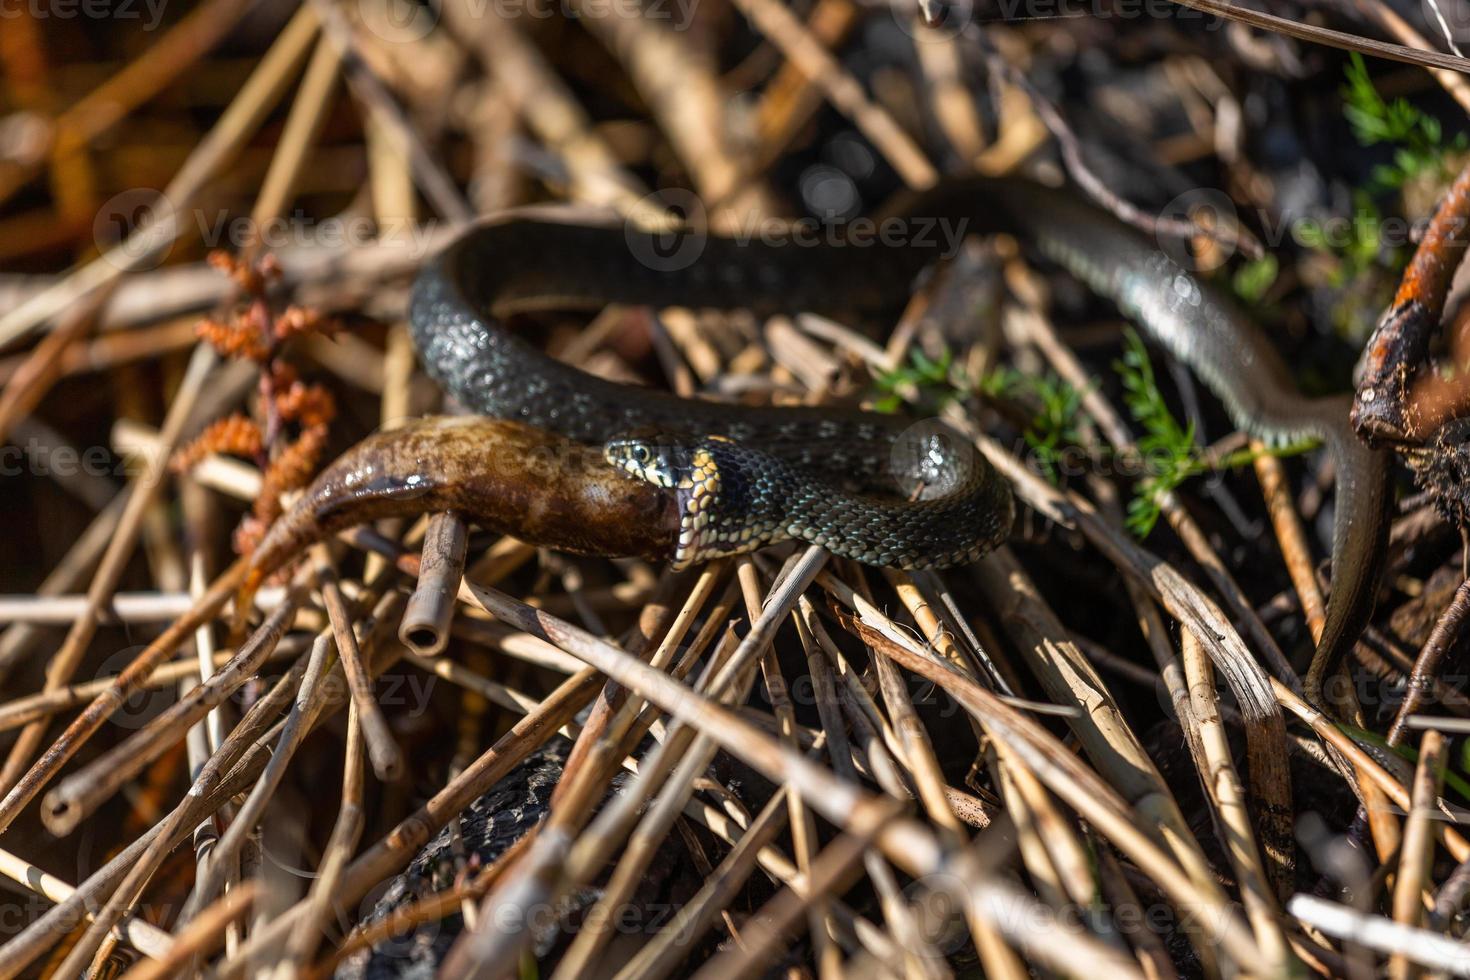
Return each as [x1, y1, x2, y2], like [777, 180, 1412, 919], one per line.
[633, 445, 651, 464]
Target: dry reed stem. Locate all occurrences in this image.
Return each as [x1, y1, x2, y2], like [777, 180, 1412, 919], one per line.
[1272, 678, 1470, 862]
[555, 567, 805, 980]
[548, 564, 754, 865]
[0, 493, 123, 682]
[744, 0, 860, 186]
[961, 550, 1222, 879]
[845, 603, 1267, 971]
[211, 667, 605, 979]
[10, 8, 1460, 975]
[311, 545, 403, 780]
[0, 1, 337, 823]
[1389, 729, 1448, 980]
[727, 0, 938, 188]
[0, 846, 174, 960]
[439, 0, 662, 220]
[971, 422, 1298, 875]
[39, 581, 307, 836]
[114, 882, 257, 980]
[0, 584, 399, 978]
[46, 621, 327, 980]
[572, 0, 768, 215]
[690, 827, 894, 980]
[469, 580, 1259, 971]
[839, 575, 955, 970]
[1014, 300, 1297, 686]
[791, 602, 936, 973]
[0, 293, 109, 446]
[1168, 0, 1470, 73]
[305, 0, 471, 225]
[178, 632, 334, 928]
[0, 344, 218, 805]
[488, 553, 824, 973]
[747, 563, 838, 972]
[674, 788, 904, 969]
[242, 33, 344, 265]
[1291, 894, 1470, 976]
[0, 0, 252, 204]
[0, 588, 295, 626]
[399, 511, 469, 655]
[545, 567, 692, 820]
[611, 788, 793, 980]
[1390, 579, 1470, 744]
[0, 637, 301, 734]
[0, 7, 320, 348]
[276, 693, 365, 969]
[1179, 630, 1292, 968]
[1253, 445, 1328, 637]
[0, 555, 247, 838]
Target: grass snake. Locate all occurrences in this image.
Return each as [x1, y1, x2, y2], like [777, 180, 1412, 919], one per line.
[281, 175, 1389, 680]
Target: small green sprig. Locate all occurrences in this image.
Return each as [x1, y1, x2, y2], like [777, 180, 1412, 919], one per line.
[872, 346, 963, 414]
[1342, 52, 1465, 192]
[981, 365, 1087, 484]
[1115, 329, 1313, 537]
[982, 367, 1086, 483]
[1116, 329, 1197, 536]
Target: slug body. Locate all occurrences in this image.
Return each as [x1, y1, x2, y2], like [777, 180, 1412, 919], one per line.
[244, 416, 680, 598]
[252, 177, 1389, 680]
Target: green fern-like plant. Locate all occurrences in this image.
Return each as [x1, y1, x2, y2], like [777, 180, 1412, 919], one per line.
[872, 346, 962, 414]
[1343, 52, 1465, 192]
[1115, 329, 1313, 537]
[1116, 329, 1197, 536]
[982, 367, 1086, 483]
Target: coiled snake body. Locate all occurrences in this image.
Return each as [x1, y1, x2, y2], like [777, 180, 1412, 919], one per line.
[408, 176, 1391, 671]
[409, 203, 1014, 570]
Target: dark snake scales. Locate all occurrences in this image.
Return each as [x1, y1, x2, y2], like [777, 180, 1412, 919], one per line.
[409, 175, 1391, 678]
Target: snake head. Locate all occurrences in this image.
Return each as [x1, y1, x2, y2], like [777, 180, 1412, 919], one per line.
[605, 434, 728, 568]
